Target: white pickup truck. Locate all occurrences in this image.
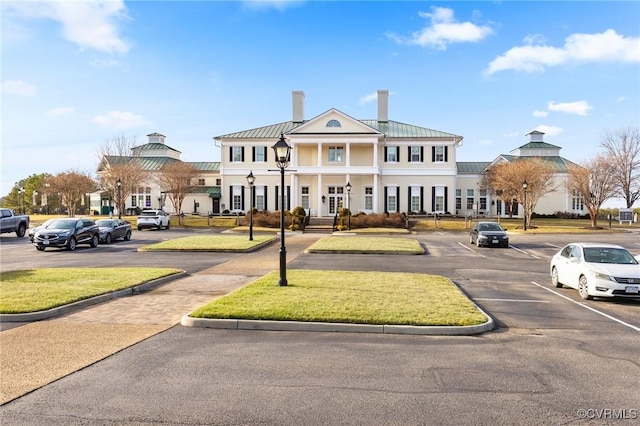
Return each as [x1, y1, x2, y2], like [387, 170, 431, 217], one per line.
[0, 208, 30, 237]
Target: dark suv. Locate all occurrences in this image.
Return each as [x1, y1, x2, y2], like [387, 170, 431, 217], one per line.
[33, 218, 99, 251]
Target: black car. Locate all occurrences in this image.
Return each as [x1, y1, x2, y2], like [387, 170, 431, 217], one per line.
[469, 221, 509, 248]
[96, 219, 132, 243]
[33, 218, 99, 251]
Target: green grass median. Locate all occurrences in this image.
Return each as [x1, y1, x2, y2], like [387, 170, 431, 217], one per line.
[190, 270, 487, 326]
[0, 268, 181, 314]
[139, 235, 276, 251]
[306, 236, 424, 254]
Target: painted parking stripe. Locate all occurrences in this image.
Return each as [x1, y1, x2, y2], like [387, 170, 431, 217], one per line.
[508, 244, 540, 259]
[530, 281, 640, 333]
[457, 241, 483, 256]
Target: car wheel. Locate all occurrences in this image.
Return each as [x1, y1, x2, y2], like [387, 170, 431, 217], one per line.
[36, 246, 45, 251]
[124, 230, 131, 241]
[166, 221, 170, 230]
[137, 226, 142, 231]
[90, 234, 99, 248]
[578, 275, 593, 300]
[105, 233, 112, 244]
[551, 267, 562, 288]
[16, 224, 26, 237]
[469, 235, 473, 244]
[67, 237, 77, 251]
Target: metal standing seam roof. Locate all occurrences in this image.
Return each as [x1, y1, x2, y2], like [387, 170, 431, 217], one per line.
[132, 142, 182, 153]
[515, 141, 561, 150]
[457, 162, 492, 174]
[214, 120, 463, 140]
[102, 156, 220, 172]
[499, 155, 576, 172]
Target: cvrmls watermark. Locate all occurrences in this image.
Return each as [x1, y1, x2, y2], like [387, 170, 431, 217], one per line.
[577, 408, 637, 420]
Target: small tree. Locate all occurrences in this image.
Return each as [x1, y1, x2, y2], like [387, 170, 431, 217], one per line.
[600, 126, 640, 208]
[156, 161, 198, 221]
[567, 155, 618, 228]
[483, 158, 556, 228]
[48, 170, 97, 217]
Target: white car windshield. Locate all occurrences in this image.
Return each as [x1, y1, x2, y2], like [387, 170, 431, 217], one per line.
[583, 248, 638, 265]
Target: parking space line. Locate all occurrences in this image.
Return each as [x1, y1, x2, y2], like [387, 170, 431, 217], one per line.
[457, 241, 483, 256]
[474, 298, 549, 303]
[509, 244, 540, 259]
[530, 281, 640, 332]
[545, 242, 561, 249]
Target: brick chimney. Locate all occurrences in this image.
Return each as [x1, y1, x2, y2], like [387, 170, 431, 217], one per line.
[292, 91, 305, 123]
[377, 90, 389, 122]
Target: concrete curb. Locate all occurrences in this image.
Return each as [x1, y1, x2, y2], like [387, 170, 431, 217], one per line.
[0, 272, 188, 323]
[181, 315, 493, 335]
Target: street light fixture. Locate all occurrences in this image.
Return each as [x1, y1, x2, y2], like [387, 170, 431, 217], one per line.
[272, 134, 291, 287]
[116, 178, 122, 219]
[522, 180, 528, 231]
[345, 181, 352, 230]
[18, 187, 25, 214]
[246, 170, 255, 241]
[33, 191, 38, 213]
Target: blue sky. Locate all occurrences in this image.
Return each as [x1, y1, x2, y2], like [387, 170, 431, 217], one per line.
[2, 0, 639, 202]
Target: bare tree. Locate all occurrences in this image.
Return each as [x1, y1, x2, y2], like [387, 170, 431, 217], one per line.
[567, 155, 618, 227]
[96, 135, 149, 215]
[48, 170, 97, 217]
[600, 126, 640, 208]
[155, 162, 198, 219]
[483, 158, 557, 228]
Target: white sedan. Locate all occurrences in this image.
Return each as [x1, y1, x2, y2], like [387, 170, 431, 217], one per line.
[550, 243, 640, 300]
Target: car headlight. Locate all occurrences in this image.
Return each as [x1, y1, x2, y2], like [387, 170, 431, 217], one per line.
[591, 270, 616, 282]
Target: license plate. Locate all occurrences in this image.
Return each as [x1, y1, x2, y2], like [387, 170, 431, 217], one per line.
[43, 240, 49, 245]
[625, 286, 639, 294]
[492, 239, 499, 244]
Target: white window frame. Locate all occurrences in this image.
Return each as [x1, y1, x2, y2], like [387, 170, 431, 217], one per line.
[411, 186, 421, 213]
[364, 187, 373, 210]
[434, 146, 445, 162]
[232, 146, 243, 162]
[386, 146, 398, 162]
[410, 146, 421, 163]
[255, 146, 266, 162]
[328, 146, 344, 162]
[434, 186, 444, 212]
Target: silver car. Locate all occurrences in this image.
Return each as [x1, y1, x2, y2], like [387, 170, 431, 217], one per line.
[550, 243, 640, 300]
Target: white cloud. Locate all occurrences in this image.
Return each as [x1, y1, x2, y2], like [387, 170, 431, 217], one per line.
[2, 79, 37, 96]
[242, 0, 304, 11]
[486, 29, 640, 75]
[547, 100, 592, 116]
[533, 110, 549, 118]
[92, 111, 151, 129]
[3, 0, 130, 54]
[533, 125, 563, 136]
[46, 106, 76, 116]
[387, 6, 493, 50]
[617, 96, 627, 102]
[359, 92, 378, 105]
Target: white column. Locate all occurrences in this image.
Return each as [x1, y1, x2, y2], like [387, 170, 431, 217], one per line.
[317, 142, 322, 167]
[373, 141, 379, 168]
[291, 173, 297, 209]
[373, 174, 379, 213]
[346, 142, 351, 167]
[317, 174, 323, 217]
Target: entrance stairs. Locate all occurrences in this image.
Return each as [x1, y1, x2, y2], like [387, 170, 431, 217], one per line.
[303, 217, 335, 234]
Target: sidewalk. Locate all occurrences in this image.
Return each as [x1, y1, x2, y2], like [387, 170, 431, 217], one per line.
[0, 233, 323, 405]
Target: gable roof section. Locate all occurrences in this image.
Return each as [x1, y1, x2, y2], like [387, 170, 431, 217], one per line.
[132, 142, 182, 153]
[490, 155, 575, 173]
[457, 162, 491, 174]
[514, 141, 561, 150]
[189, 162, 220, 172]
[290, 109, 382, 135]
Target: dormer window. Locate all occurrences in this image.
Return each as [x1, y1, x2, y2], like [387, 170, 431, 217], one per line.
[326, 119, 341, 128]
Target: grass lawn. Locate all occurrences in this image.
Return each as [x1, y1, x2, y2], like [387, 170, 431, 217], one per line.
[190, 270, 487, 326]
[0, 268, 181, 314]
[306, 236, 424, 254]
[139, 234, 276, 251]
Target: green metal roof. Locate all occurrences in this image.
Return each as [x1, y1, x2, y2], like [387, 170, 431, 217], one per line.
[214, 119, 462, 140]
[190, 162, 220, 171]
[101, 156, 219, 172]
[457, 162, 491, 174]
[132, 142, 182, 152]
[516, 141, 561, 150]
[502, 156, 575, 172]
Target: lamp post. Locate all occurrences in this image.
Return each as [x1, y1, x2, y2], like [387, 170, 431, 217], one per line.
[246, 170, 255, 241]
[18, 187, 25, 214]
[116, 178, 122, 219]
[33, 191, 38, 214]
[522, 180, 528, 231]
[44, 182, 50, 214]
[345, 181, 352, 230]
[272, 134, 291, 287]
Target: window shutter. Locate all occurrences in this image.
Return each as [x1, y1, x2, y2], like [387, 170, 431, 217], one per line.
[287, 186, 291, 210]
[275, 186, 279, 210]
[241, 186, 245, 211]
[444, 187, 448, 212]
[432, 186, 436, 211]
[263, 186, 268, 211]
[229, 147, 233, 162]
[396, 187, 400, 212]
[444, 147, 448, 162]
[384, 147, 388, 162]
[420, 186, 424, 212]
[420, 146, 424, 162]
[241, 147, 245, 162]
[252, 147, 255, 162]
[407, 147, 412, 162]
[229, 186, 233, 209]
[396, 147, 400, 162]
[407, 187, 411, 211]
[431, 146, 436, 162]
[384, 187, 388, 213]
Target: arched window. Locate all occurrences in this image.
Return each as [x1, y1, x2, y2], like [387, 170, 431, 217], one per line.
[326, 119, 341, 128]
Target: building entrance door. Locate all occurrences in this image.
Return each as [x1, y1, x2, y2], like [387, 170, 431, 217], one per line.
[327, 186, 345, 215]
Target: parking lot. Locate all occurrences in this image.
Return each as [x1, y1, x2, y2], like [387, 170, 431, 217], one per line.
[1, 228, 639, 424]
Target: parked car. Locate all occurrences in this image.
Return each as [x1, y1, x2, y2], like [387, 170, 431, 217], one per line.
[33, 218, 99, 251]
[137, 209, 170, 231]
[0, 208, 30, 237]
[95, 218, 132, 243]
[550, 243, 640, 300]
[29, 218, 55, 242]
[469, 221, 509, 248]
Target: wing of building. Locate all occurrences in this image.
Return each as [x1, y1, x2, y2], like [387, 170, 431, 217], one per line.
[94, 91, 585, 218]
